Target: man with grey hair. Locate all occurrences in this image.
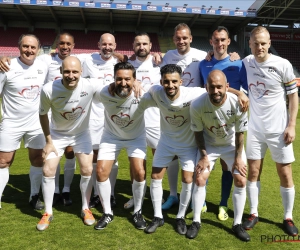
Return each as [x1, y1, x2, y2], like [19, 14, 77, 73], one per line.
[0, 34, 47, 210]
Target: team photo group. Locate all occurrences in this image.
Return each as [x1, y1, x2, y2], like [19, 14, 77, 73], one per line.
[0, 23, 298, 242]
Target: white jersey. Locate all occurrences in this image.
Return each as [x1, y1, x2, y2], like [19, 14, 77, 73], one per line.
[190, 92, 248, 146]
[243, 54, 297, 134]
[0, 58, 47, 131]
[40, 78, 102, 135]
[138, 85, 206, 148]
[162, 48, 206, 87]
[94, 86, 145, 140]
[82, 53, 118, 122]
[128, 55, 161, 128]
[38, 53, 91, 82]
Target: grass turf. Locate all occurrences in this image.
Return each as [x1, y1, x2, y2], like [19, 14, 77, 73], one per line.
[0, 110, 299, 250]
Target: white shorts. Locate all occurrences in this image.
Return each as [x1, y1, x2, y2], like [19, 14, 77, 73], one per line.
[46, 130, 93, 160]
[146, 127, 160, 149]
[196, 143, 247, 174]
[153, 140, 197, 172]
[97, 132, 147, 160]
[246, 128, 295, 164]
[89, 119, 104, 150]
[0, 126, 45, 152]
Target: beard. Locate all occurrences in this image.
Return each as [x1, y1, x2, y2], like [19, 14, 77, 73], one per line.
[136, 50, 149, 58]
[116, 86, 132, 98]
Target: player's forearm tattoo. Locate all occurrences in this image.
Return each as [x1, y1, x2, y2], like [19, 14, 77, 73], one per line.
[235, 132, 244, 158]
[195, 131, 207, 157]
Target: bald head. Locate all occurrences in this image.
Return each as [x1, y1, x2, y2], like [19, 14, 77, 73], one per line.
[206, 70, 228, 106]
[98, 33, 116, 60]
[61, 56, 82, 90]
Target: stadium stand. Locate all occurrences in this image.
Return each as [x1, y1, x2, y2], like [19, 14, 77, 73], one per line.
[271, 41, 300, 73]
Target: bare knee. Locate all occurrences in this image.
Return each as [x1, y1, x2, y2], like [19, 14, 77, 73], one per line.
[0, 158, 12, 168]
[234, 174, 246, 188]
[0, 152, 15, 168]
[133, 167, 145, 182]
[195, 173, 208, 187]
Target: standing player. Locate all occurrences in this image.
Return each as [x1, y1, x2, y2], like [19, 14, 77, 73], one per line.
[189, 70, 249, 241]
[242, 26, 299, 236]
[37, 56, 101, 231]
[124, 32, 161, 209]
[159, 23, 207, 210]
[0, 34, 47, 210]
[198, 26, 248, 221]
[137, 64, 206, 235]
[0, 32, 90, 206]
[93, 62, 147, 231]
[82, 33, 119, 209]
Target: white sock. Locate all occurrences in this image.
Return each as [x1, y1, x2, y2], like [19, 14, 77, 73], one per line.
[62, 158, 76, 193]
[97, 179, 112, 214]
[42, 176, 55, 214]
[29, 166, 43, 197]
[247, 180, 260, 216]
[109, 161, 118, 197]
[166, 159, 179, 197]
[92, 163, 98, 197]
[280, 186, 295, 220]
[80, 175, 92, 211]
[233, 186, 246, 226]
[0, 167, 9, 208]
[133, 179, 146, 214]
[150, 179, 163, 218]
[192, 185, 206, 223]
[54, 164, 60, 194]
[177, 182, 192, 218]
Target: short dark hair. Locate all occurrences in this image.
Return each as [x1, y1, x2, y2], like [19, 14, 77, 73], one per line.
[57, 32, 75, 43]
[160, 64, 182, 78]
[18, 34, 40, 48]
[214, 26, 230, 37]
[134, 32, 151, 42]
[114, 62, 136, 78]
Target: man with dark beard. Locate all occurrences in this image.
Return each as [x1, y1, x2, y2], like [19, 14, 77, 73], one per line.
[123, 32, 161, 209]
[93, 62, 147, 231]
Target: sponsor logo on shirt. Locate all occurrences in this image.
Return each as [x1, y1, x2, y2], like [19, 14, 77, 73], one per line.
[131, 99, 140, 104]
[111, 113, 134, 128]
[66, 99, 79, 104]
[80, 91, 88, 97]
[18, 85, 40, 101]
[165, 115, 187, 127]
[24, 77, 37, 80]
[226, 110, 235, 116]
[268, 67, 277, 73]
[254, 73, 265, 78]
[192, 58, 199, 62]
[61, 107, 85, 120]
[183, 101, 191, 107]
[37, 70, 44, 74]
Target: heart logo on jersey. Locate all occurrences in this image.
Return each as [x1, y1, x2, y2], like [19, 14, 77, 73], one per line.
[18, 85, 40, 101]
[60, 107, 85, 121]
[111, 113, 134, 128]
[208, 124, 228, 138]
[165, 115, 187, 127]
[182, 72, 194, 87]
[249, 81, 269, 99]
